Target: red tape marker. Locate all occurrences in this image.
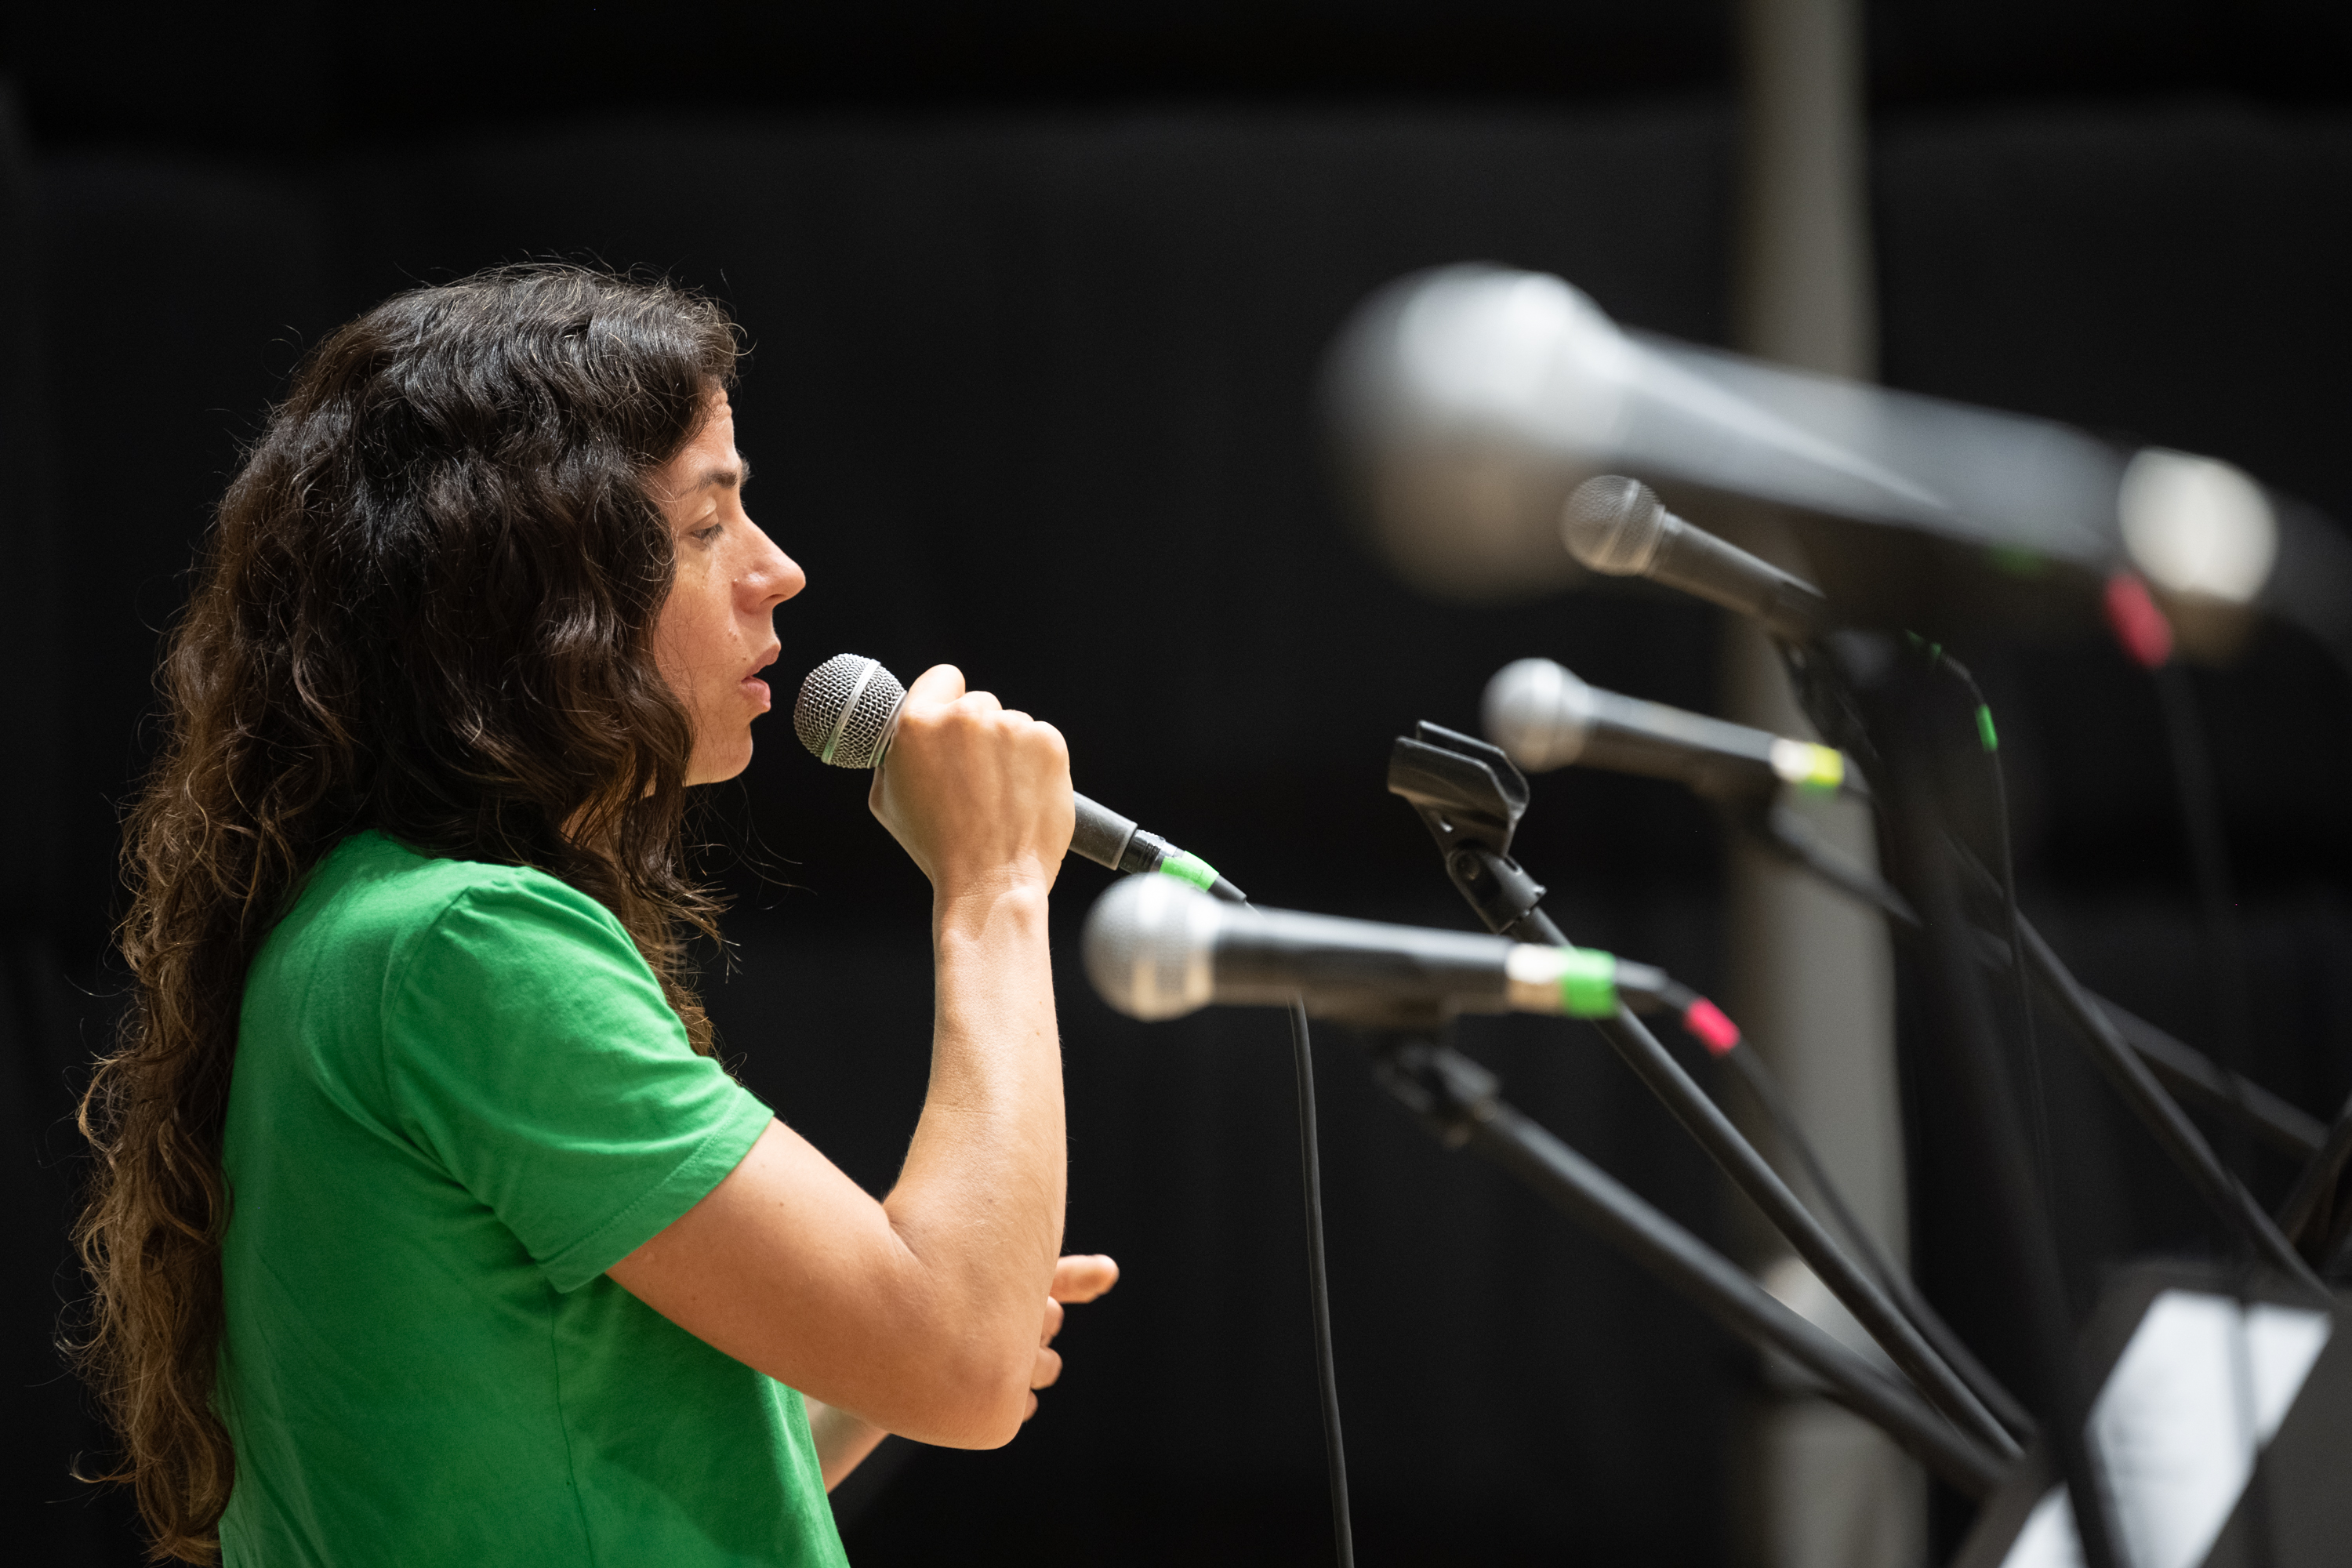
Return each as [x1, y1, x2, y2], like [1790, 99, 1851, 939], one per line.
[2103, 571, 2175, 670]
[1682, 996, 1742, 1056]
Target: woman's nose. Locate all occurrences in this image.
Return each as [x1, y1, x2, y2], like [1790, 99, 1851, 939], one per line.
[740, 523, 805, 610]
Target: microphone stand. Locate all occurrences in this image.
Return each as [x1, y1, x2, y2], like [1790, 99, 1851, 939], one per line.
[1749, 795, 2328, 1158]
[1388, 726, 2022, 1461]
[1716, 1023, 2036, 1444]
[1359, 1026, 2006, 1500]
[1740, 789, 2328, 1290]
[2093, 998, 2325, 1165]
[2013, 918, 2322, 1294]
[1422, 731, 2039, 1439]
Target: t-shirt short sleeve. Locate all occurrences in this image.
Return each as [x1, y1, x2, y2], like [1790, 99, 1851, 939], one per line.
[382, 873, 774, 1293]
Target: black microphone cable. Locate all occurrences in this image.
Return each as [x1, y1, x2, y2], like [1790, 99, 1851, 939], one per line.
[1901, 626, 2313, 1290]
[1895, 625, 2318, 1568]
[2137, 627, 2287, 1568]
[1918, 626, 2297, 1566]
[1287, 996, 1355, 1568]
[1913, 642, 2056, 1199]
[1735, 667, 2321, 1285]
[1193, 873, 1355, 1568]
[2086, 590, 2267, 1190]
[2101, 586, 2298, 1568]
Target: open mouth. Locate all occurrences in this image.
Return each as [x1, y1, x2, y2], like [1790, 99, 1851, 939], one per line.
[741, 648, 780, 710]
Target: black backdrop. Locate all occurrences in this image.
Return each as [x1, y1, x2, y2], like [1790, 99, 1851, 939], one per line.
[5, 4, 2350, 1564]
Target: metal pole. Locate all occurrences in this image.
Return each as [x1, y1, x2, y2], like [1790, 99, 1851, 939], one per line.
[1726, 0, 1919, 1562]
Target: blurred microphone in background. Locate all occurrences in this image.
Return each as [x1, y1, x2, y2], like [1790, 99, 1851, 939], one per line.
[1323, 263, 2352, 661]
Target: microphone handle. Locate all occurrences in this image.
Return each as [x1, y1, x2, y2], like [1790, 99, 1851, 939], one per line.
[1652, 518, 1833, 643]
[1070, 793, 1140, 871]
[867, 701, 1183, 880]
[1073, 793, 1247, 902]
[1580, 690, 1784, 799]
[835, 663, 1241, 895]
[1210, 909, 1520, 1012]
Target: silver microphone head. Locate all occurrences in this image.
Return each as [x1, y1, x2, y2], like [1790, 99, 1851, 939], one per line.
[1482, 657, 1597, 774]
[793, 653, 909, 769]
[1561, 474, 1671, 576]
[1321, 264, 1628, 604]
[1082, 873, 1225, 1022]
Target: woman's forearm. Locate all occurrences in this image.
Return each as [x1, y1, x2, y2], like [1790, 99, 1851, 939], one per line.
[877, 880, 1066, 1432]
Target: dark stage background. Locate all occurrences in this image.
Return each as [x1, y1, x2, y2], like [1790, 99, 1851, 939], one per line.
[5, 3, 2351, 1563]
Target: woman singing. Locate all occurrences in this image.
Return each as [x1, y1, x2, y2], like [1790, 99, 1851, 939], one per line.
[74, 266, 1115, 1565]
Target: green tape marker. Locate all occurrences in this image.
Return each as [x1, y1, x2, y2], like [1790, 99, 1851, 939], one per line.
[1156, 851, 1221, 891]
[1976, 705, 1998, 753]
[1559, 949, 1619, 1018]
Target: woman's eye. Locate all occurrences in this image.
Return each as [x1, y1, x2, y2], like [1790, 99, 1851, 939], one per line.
[692, 522, 724, 545]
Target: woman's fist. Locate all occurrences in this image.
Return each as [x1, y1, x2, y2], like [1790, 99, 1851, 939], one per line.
[869, 664, 1075, 902]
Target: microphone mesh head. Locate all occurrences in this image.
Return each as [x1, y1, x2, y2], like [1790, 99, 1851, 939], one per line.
[793, 654, 909, 769]
[1560, 474, 1668, 575]
[1082, 873, 1221, 1022]
[1483, 657, 1595, 774]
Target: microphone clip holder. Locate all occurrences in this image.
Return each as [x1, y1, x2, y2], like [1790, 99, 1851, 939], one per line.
[1386, 723, 1550, 939]
[1370, 1033, 1497, 1152]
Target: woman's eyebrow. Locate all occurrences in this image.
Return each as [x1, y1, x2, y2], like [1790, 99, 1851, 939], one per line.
[691, 456, 750, 492]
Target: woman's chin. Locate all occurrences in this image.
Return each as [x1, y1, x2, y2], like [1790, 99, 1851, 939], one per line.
[683, 732, 756, 788]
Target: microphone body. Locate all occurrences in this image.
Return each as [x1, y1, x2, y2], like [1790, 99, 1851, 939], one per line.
[793, 654, 1236, 895]
[1563, 476, 1832, 642]
[1084, 873, 1655, 1025]
[1482, 656, 1846, 797]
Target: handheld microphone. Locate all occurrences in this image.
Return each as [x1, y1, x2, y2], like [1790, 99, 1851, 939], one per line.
[1083, 873, 1739, 1049]
[793, 654, 1241, 898]
[1481, 656, 1847, 798]
[1561, 475, 1833, 643]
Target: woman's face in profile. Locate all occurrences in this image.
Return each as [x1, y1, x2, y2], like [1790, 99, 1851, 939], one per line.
[651, 391, 806, 785]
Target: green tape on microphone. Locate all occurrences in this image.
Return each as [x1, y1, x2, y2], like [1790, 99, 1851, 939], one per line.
[1558, 948, 1620, 1018]
[1154, 851, 1223, 893]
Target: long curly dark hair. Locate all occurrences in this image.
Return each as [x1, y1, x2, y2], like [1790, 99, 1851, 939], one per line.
[72, 264, 742, 1563]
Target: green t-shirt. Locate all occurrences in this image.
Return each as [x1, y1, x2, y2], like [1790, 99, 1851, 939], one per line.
[218, 831, 848, 1567]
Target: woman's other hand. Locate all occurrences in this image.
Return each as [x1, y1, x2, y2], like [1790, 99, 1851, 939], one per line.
[1025, 1254, 1120, 1421]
